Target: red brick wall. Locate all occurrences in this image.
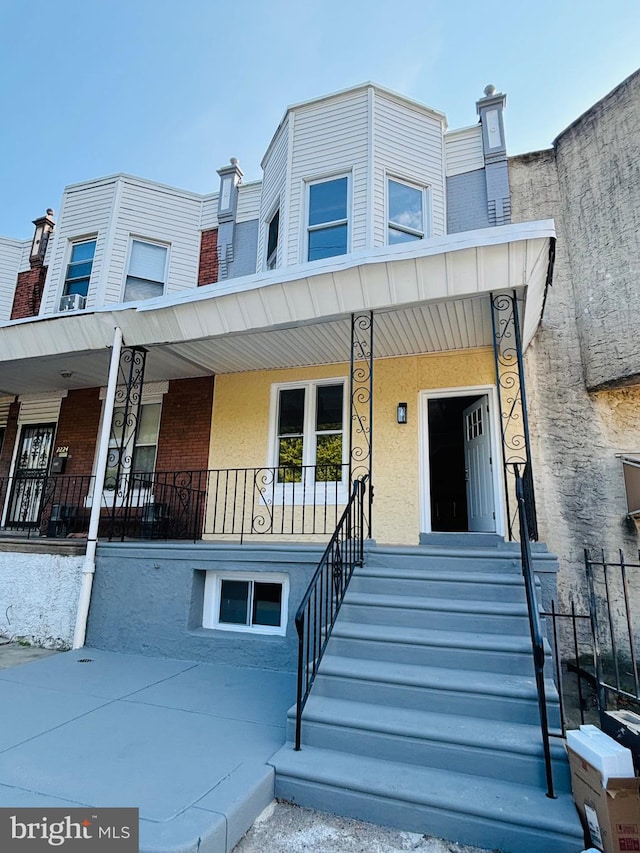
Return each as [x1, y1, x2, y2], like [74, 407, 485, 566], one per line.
[0, 401, 20, 478]
[54, 388, 102, 476]
[198, 229, 219, 286]
[10, 266, 48, 319]
[156, 377, 214, 472]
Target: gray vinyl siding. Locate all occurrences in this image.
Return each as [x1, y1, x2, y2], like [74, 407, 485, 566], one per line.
[446, 170, 490, 233]
[445, 126, 484, 177]
[287, 89, 369, 265]
[258, 117, 289, 271]
[226, 220, 259, 279]
[372, 91, 447, 246]
[104, 180, 202, 303]
[40, 179, 117, 315]
[0, 238, 27, 320]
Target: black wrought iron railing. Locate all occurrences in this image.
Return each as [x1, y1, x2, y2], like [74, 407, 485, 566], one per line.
[514, 468, 555, 799]
[294, 476, 368, 750]
[0, 464, 352, 543]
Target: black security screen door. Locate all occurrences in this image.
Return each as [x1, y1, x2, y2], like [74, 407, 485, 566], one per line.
[7, 423, 55, 526]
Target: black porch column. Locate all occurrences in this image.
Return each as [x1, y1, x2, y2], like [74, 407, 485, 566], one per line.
[349, 312, 373, 537]
[105, 346, 147, 540]
[490, 291, 538, 541]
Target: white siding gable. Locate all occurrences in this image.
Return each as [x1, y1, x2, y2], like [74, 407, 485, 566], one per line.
[0, 237, 29, 321]
[445, 125, 485, 176]
[372, 90, 447, 246]
[258, 116, 290, 271]
[237, 182, 261, 223]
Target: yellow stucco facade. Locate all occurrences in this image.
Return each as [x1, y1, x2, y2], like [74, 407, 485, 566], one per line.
[209, 347, 497, 545]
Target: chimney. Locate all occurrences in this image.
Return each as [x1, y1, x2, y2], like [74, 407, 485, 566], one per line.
[476, 86, 511, 226]
[216, 158, 243, 279]
[29, 208, 55, 269]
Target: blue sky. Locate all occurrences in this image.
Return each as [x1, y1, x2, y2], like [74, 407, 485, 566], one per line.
[1, 0, 639, 238]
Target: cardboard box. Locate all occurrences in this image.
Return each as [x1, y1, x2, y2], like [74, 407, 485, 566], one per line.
[568, 745, 640, 853]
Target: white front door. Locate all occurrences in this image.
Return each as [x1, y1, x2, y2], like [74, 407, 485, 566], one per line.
[462, 396, 495, 532]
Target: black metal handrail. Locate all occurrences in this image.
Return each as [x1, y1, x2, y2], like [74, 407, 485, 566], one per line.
[294, 476, 368, 750]
[515, 468, 555, 798]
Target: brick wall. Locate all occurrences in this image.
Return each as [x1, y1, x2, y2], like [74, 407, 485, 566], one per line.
[10, 266, 48, 319]
[198, 229, 219, 286]
[55, 388, 102, 476]
[0, 401, 20, 478]
[156, 377, 214, 472]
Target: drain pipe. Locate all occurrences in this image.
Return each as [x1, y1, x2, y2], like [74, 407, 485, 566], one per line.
[73, 325, 123, 649]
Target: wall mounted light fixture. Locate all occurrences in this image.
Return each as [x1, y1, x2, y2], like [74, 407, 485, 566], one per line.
[397, 402, 407, 424]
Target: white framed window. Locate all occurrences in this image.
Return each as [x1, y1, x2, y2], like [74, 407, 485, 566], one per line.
[124, 239, 168, 302]
[269, 379, 347, 502]
[63, 239, 96, 298]
[104, 401, 161, 493]
[387, 177, 429, 244]
[266, 207, 280, 270]
[306, 175, 349, 261]
[203, 571, 289, 635]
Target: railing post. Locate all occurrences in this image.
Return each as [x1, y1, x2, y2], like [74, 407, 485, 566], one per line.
[349, 312, 373, 538]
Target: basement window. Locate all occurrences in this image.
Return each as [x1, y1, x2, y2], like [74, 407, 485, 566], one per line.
[203, 572, 289, 635]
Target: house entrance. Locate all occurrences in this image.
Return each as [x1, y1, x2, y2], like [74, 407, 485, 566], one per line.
[6, 423, 56, 527]
[423, 392, 498, 534]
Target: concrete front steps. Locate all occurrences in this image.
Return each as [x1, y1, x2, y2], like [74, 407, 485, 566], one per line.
[271, 539, 584, 853]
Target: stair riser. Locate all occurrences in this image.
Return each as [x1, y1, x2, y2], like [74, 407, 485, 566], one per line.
[366, 555, 521, 573]
[327, 634, 535, 675]
[350, 574, 527, 602]
[289, 718, 572, 792]
[275, 776, 581, 853]
[313, 673, 561, 727]
[339, 602, 529, 634]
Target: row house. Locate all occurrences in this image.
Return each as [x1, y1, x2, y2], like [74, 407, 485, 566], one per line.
[0, 82, 585, 852]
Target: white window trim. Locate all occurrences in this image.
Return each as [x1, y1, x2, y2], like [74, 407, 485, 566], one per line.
[304, 173, 351, 263]
[121, 236, 170, 303]
[203, 571, 289, 636]
[267, 377, 348, 505]
[60, 234, 98, 303]
[385, 174, 431, 244]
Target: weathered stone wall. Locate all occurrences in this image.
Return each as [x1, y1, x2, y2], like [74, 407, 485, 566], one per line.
[509, 136, 640, 609]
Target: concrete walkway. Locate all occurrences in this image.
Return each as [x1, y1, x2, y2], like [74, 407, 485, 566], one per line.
[0, 645, 294, 852]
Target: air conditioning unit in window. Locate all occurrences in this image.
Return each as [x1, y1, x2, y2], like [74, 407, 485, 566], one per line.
[59, 293, 86, 312]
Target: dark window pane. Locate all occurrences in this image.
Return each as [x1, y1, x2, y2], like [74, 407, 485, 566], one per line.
[389, 181, 423, 233]
[64, 278, 90, 297]
[316, 384, 343, 431]
[308, 224, 348, 261]
[388, 227, 421, 245]
[309, 178, 347, 226]
[315, 433, 343, 481]
[219, 580, 249, 624]
[278, 437, 303, 481]
[267, 210, 279, 260]
[253, 582, 282, 626]
[124, 276, 164, 301]
[71, 241, 96, 262]
[278, 388, 305, 435]
[66, 260, 94, 280]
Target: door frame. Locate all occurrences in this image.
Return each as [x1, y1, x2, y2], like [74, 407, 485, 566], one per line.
[418, 384, 505, 537]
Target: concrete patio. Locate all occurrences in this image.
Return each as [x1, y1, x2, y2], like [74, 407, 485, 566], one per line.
[0, 646, 295, 852]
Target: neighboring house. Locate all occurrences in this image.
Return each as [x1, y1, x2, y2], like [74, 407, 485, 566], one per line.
[8, 76, 639, 850]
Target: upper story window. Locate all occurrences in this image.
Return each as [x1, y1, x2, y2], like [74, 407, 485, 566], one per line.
[63, 239, 96, 298]
[387, 178, 428, 244]
[266, 209, 280, 270]
[307, 176, 348, 262]
[124, 239, 167, 302]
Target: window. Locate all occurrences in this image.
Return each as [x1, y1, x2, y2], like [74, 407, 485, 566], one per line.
[203, 572, 289, 635]
[387, 178, 427, 244]
[307, 176, 348, 261]
[105, 402, 161, 492]
[266, 209, 280, 270]
[124, 239, 167, 302]
[63, 239, 96, 297]
[273, 380, 345, 487]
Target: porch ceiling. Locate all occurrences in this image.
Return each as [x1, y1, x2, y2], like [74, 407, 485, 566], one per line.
[0, 221, 554, 396]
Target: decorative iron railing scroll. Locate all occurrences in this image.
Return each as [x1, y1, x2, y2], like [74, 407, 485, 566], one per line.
[349, 312, 373, 538]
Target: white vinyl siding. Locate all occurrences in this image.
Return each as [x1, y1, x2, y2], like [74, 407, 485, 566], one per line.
[200, 194, 219, 230]
[40, 179, 117, 315]
[258, 117, 290, 271]
[372, 91, 446, 246]
[237, 183, 262, 223]
[0, 237, 28, 321]
[445, 126, 485, 177]
[17, 395, 64, 425]
[287, 89, 369, 265]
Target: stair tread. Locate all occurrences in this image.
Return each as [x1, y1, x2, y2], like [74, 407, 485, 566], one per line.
[272, 744, 581, 838]
[355, 566, 524, 583]
[344, 591, 529, 616]
[332, 620, 534, 653]
[319, 654, 557, 701]
[296, 695, 565, 757]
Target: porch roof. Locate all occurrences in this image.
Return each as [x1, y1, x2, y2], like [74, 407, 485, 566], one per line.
[0, 221, 554, 396]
